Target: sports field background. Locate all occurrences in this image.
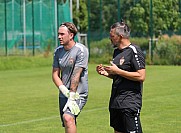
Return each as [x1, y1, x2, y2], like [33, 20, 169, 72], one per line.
[0, 64, 181, 133]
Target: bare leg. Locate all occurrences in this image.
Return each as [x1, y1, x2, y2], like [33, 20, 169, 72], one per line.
[63, 114, 76, 133]
[114, 130, 124, 133]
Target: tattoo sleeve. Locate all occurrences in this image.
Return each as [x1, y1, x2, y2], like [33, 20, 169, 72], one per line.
[70, 67, 83, 92]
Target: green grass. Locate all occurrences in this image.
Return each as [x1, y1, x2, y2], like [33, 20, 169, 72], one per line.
[0, 64, 181, 133]
[0, 55, 52, 71]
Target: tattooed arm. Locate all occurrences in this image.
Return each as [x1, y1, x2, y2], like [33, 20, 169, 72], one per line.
[70, 67, 83, 92]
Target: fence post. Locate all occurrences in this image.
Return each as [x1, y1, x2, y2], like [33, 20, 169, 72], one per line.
[4, 0, 8, 56]
[32, 0, 35, 56]
[149, 0, 153, 63]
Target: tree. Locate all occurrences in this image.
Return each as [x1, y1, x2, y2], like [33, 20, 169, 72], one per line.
[129, 3, 149, 37]
[117, 0, 181, 37]
[72, 0, 88, 33]
[84, 0, 181, 38]
[153, 0, 181, 36]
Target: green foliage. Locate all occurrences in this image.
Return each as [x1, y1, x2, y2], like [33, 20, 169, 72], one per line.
[89, 37, 149, 64]
[89, 38, 114, 64]
[130, 37, 149, 50]
[129, 4, 148, 37]
[153, 0, 180, 32]
[89, 36, 181, 65]
[73, 0, 88, 33]
[86, 0, 181, 37]
[154, 36, 181, 65]
[123, 0, 181, 37]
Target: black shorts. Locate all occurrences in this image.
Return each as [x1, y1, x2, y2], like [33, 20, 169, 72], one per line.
[109, 108, 142, 133]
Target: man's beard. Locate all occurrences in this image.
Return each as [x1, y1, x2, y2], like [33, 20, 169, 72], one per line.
[111, 43, 118, 48]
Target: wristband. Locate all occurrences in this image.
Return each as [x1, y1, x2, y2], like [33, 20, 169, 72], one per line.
[58, 85, 69, 98]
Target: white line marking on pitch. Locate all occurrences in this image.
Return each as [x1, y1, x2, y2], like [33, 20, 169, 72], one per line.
[0, 107, 107, 127]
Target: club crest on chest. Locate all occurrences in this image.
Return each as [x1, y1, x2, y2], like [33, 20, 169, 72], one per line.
[69, 58, 74, 65]
[120, 57, 125, 65]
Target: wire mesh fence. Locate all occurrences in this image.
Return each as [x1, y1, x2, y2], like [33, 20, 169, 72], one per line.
[0, 0, 71, 56]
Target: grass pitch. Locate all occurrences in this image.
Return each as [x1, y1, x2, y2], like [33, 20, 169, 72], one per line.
[0, 64, 180, 133]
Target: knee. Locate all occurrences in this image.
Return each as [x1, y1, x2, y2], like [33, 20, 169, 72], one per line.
[63, 114, 75, 126]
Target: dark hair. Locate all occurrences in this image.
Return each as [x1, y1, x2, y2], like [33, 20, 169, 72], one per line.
[60, 22, 78, 37]
[110, 20, 130, 38]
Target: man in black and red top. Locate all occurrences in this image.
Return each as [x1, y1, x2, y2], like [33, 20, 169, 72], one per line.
[96, 20, 146, 133]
